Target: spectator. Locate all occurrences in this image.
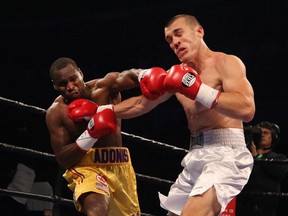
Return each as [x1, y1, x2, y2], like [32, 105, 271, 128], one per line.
[239, 121, 288, 216]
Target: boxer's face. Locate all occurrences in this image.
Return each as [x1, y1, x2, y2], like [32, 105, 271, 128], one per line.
[52, 64, 85, 101]
[165, 17, 203, 64]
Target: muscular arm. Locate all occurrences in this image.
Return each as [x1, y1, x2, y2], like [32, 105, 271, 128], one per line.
[46, 103, 85, 169]
[114, 68, 141, 90]
[98, 68, 142, 93]
[214, 55, 255, 122]
[45, 68, 143, 169]
[114, 93, 172, 119]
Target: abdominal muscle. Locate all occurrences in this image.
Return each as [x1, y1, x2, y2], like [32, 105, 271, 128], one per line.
[177, 94, 243, 133]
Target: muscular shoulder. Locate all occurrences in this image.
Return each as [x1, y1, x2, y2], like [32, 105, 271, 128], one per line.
[86, 73, 120, 90]
[46, 97, 67, 122]
[99, 72, 120, 86]
[91, 70, 138, 93]
[86, 79, 98, 89]
[214, 52, 246, 76]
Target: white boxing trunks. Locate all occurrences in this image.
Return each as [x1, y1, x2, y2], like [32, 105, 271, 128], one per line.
[159, 128, 253, 215]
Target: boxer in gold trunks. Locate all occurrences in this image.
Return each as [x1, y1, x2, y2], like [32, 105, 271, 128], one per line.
[46, 57, 142, 215]
[63, 147, 138, 215]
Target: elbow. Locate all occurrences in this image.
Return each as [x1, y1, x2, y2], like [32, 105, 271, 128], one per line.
[59, 160, 75, 170]
[55, 153, 74, 170]
[57, 157, 70, 169]
[242, 102, 255, 123]
[238, 94, 255, 123]
[243, 112, 254, 123]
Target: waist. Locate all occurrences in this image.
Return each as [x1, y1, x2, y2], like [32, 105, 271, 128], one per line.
[190, 128, 245, 150]
[77, 147, 131, 166]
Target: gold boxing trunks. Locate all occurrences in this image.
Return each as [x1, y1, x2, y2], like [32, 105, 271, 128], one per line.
[63, 147, 140, 216]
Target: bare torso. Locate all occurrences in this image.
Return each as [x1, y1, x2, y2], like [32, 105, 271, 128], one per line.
[176, 52, 245, 132]
[50, 78, 123, 150]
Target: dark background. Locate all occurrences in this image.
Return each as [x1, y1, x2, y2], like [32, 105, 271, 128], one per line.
[0, 0, 288, 215]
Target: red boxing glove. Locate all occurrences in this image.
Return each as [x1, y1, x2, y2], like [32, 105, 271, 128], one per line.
[164, 64, 220, 109]
[76, 105, 116, 151]
[164, 64, 201, 98]
[87, 107, 116, 139]
[138, 67, 167, 100]
[67, 99, 98, 122]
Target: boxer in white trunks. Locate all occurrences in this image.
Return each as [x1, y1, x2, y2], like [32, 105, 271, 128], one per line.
[114, 14, 255, 216]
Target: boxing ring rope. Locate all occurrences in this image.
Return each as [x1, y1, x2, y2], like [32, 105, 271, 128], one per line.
[0, 188, 74, 206]
[0, 188, 154, 216]
[0, 96, 178, 215]
[0, 141, 174, 185]
[0, 96, 188, 155]
[0, 142, 169, 215]
[0, 141, 173, 216]
[1, 96, 288, 215]
[0, 96, 46, 115]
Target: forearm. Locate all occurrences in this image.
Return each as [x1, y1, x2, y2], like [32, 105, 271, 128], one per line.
[115, 93, 171, 119]
[214, 92, 255, 122]
[117, 68, 142, 88]
[114, 95, 148, 119]
[55, 143, 86, 169]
